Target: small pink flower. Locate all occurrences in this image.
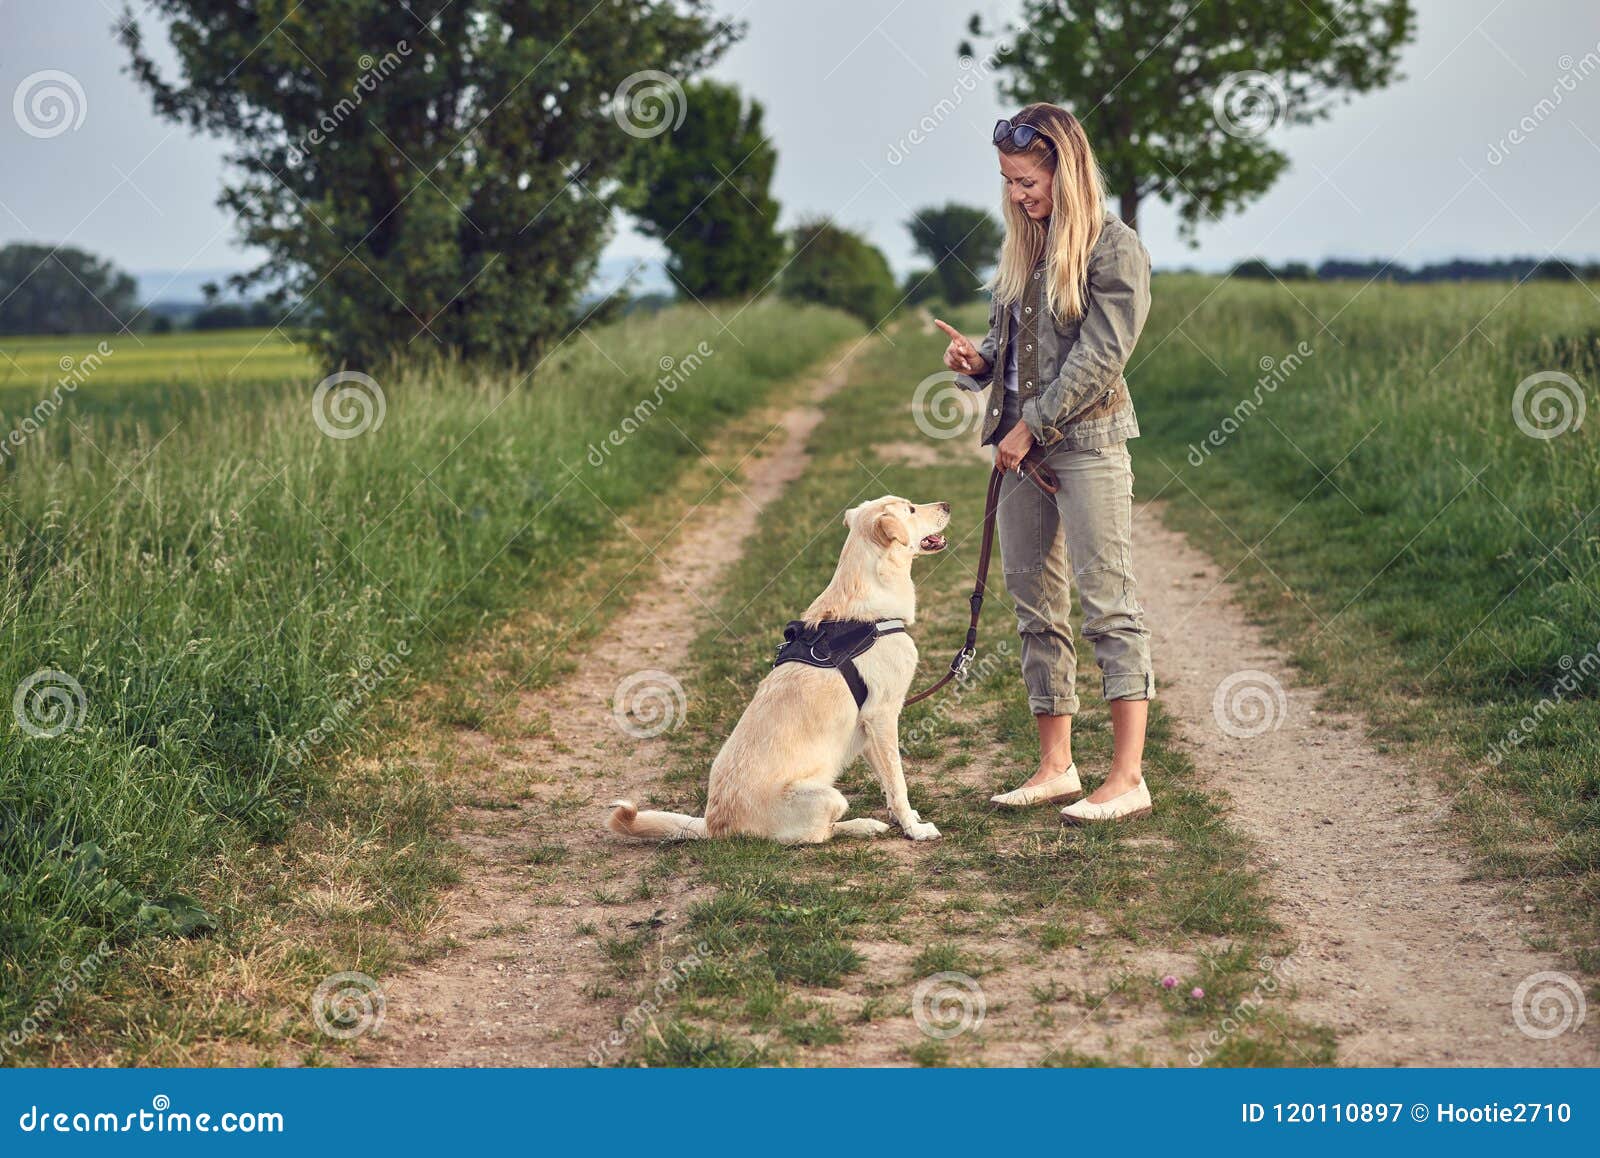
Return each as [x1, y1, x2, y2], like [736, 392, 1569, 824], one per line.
[1190, 987, 1205, 1000]
[1160, 975, 1177, 989]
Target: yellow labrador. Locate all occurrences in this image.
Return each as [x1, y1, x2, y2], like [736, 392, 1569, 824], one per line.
[608, 495, 951, 844]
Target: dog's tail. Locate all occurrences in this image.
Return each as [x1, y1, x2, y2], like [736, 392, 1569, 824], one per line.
[606, 799, 708, 841]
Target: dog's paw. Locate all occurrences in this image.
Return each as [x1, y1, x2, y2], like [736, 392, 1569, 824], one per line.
[903, 820, 941, 841]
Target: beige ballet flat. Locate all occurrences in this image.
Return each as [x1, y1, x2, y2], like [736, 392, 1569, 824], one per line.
[1060, 779, 1152, 825]
[990, 763, 1083, 808]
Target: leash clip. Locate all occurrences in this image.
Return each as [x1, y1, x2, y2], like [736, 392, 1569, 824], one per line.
[950, 646, 976, 679]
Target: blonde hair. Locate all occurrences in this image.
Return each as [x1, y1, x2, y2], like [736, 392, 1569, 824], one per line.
[989, 103, 1106, 320]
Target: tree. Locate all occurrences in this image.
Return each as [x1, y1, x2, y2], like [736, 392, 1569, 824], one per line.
[631, 80, 783, 300]
[780, 221, 897, 327]
[906, 203, 1002, 306]
[964, 1, 1414, 239]
[120, 1, 737, 368]
[0, 244, 138, 336]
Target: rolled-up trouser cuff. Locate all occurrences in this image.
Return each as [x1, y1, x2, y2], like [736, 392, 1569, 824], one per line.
[1103, 671, 1155, 701]
[1028, 693, 1080, 717]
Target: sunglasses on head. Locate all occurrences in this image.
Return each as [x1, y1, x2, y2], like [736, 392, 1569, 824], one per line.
[993, 118, 1046, 149]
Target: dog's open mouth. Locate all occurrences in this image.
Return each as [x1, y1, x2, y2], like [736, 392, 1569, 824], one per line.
[919, 533, 947, 553]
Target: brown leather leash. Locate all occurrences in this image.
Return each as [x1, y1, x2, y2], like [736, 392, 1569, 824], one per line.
[904, 456, 1058, 706]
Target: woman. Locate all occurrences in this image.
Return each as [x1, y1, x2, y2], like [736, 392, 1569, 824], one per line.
[933, 102, 1155, 824]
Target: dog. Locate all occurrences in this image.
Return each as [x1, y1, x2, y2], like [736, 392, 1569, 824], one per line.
[607, 495, 951, 845]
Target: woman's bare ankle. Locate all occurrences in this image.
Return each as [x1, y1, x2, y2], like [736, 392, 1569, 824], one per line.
[1022, 760, 1074, 789]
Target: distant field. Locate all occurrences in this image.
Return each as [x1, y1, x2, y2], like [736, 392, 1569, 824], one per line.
[0, 327, 314, 393]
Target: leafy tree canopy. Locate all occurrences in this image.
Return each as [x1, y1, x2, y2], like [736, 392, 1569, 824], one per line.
[630, 79, 783, 301]
[120, 0, 738, 368]
[965, 0, 1415, 240]
[0, 244, 138, 336]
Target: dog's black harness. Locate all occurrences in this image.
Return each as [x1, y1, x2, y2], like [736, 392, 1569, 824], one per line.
[772, 618, 907, 709]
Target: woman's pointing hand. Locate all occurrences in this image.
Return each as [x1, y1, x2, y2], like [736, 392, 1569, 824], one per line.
[934, 318, 989, 376]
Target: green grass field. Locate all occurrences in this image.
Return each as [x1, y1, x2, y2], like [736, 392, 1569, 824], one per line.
[1128, 275, 1600, 953]
[4, 274, 1595, 1064]
[0, 326, 314, 391]
[0, 303, 861, 1051]
[590, 276, 1600, 1063]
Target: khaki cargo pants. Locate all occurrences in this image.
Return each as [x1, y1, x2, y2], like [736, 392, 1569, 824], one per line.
[992, 391, 1155, 716]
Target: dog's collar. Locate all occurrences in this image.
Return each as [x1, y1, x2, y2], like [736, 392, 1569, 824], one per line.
[771, 618, 908, 709]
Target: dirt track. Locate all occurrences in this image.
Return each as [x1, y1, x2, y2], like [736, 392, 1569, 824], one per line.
[354, 345, 1596, 1067]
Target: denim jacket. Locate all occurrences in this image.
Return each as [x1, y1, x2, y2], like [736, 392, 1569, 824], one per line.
[959, 211, 1151, 451]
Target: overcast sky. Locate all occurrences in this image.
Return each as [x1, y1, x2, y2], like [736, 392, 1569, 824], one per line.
[3, 0, 1598, 293]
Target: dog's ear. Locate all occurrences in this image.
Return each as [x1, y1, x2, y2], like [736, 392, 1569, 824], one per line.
[870, 511, 910, 549]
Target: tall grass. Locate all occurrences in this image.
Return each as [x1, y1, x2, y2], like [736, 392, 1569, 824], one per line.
[1129, 276, 1600, 933]
[0, 300, 860, 1036]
